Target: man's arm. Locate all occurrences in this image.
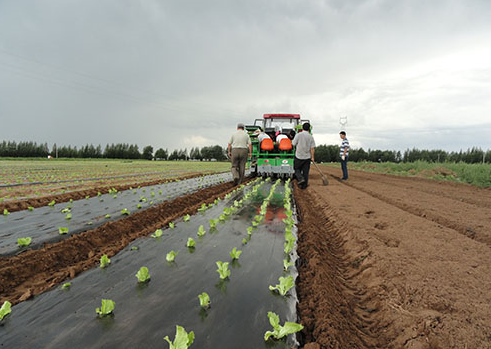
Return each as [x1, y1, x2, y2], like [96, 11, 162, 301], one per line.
[248, 143, 252, 158]
[228, 143, 232, 158]
[310, 147, 315, 163]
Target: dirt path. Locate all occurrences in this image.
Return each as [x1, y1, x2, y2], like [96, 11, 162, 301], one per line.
[295, 168, 491, 349]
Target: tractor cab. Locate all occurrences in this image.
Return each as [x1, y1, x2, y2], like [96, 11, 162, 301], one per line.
[246, 113, 311, 178]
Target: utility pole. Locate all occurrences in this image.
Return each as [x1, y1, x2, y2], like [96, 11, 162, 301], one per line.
[339, 116, 348, 130]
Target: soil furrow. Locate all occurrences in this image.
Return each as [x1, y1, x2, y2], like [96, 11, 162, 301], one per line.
[0, 178, 249, 306]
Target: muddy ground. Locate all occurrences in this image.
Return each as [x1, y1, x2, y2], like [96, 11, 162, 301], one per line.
[294, 166, 491, 349]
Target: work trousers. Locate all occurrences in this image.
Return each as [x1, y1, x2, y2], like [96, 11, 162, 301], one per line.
[340, 156, 349, 179]
[231, 148, 248, 184]
[294, 157, 311, 185]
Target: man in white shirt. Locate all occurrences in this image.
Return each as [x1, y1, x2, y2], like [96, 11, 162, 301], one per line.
[228, 123, 252, 185]
[292, 123, 315, 189]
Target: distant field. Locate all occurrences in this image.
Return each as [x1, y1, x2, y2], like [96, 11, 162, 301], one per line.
[0, 159, 230, 200]
[323, 160, 491, 187]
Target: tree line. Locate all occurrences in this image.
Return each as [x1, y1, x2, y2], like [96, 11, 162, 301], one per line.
[0, 140, 489, 163]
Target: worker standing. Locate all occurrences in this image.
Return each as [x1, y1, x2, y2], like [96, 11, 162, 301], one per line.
[292, 123, 315, 189]
[228, 123, 252, 185]
[339, 131, 350, 180]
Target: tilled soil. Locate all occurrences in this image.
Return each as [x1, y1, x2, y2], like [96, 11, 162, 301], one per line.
[0, 172, 212, 213]
[295, 166, 491, 349]
[0, 179, 247, 306]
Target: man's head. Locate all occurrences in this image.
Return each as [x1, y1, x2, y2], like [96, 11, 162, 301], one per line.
[237, 123, 245, 130]
[339, 131, 346, 139]
[302, 123, 311, 131]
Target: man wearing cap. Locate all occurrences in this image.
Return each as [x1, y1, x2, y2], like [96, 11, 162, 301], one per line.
[292, 123, 315, 189]
[339, 131, 350, 180]
[228, 123, 252, 185]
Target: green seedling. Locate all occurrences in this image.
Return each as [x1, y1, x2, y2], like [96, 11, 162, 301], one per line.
[164, 325, 195, 349]
[65, 213, 72, 220]
[166, 250, 179, 262]
[247, 226, 253, 235]
[61, 282, 71, 290]
[223, 207, 232, 216]
[48, 200, 55, 207]
[197, 225, 206, 237]
[219, 214, 226, 222]
[216, 261, 230, 280]
[183, 214, 191, 222]
[137, 203, 142, 209]
[0, 301, 12, 321]
[186, 237, 196, 248]
[131, 246, 139, 251]
[95, 299, 115, 317]
[61, 207, 71, 213]
[59, 227, 69, 235]
[100, 254, 111, 268]
[269, 276, 294, 296]
[198, 292, 210, 309]
[3, 208, 10, 216]
[197, 203, 207, 212]
[97, 192, 102, 197]
[169, 222, 175, 229]
[229, 247, 242, 260]
[252, 221, 259, 227]
[264, 311, 303, 341]
[151, 192, 155, 197]
[284, 238, 294, 254]
[121, 208, 130, 215]
[86, 195, 90, 199]
[28, 206, 34, 211]
[283, 259, 295, 271]
[152, 229, 163, 238]
[135, 266, 150, 283]
[17, 237, 32, 247]
[105, 214, 111, 219]
[242, 238, 248, 245]
[209, 219, 218, 229]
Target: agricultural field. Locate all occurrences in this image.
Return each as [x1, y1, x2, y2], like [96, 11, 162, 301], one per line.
[322, 160, 491, 187]
[1, 161, 490, 348]
[0, 159, 230, 212]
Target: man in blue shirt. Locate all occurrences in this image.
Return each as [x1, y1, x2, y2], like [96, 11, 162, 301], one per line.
[339, 131, 349, 180]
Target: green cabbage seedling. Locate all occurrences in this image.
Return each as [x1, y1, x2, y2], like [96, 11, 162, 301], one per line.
[197, 225, 206, 237]
[59, 227, 69, 235]
[3, 208, 10, 216]
[28, 206, 34, 211]
[131, 246, 139, 251]
[209, 219, 218, 229]
[219, 214, 226, 222]
[0, 301, 12, 321]
[247, 227, 253, 235]
[242, 238, 248, 245]
[164, 325, 195, 349]
[135, 266, 150, 283]
[169, 222, 175, 229]
[17, 237, 32, 247]
[121, 208, 130, 215]
[137, 203, 142, 209]
[198, 292, 210, 309]
[166, 250, 178, 262]
[284, 238, 294, 254]
[216, 261, 230, 280]
[65, 213, 72, 220]
[105, 214, 111, 219]
[229, 247, 242, 260]
[61, 282, 71, 289]
[283, 259, 294, 271]
[95, 299, 115, 317]
[61, 207, 71, 213]
[100, 255, 111, 268]
[197, 203, 207, 212]
[183, 214, 190, 222]
[269, 276, 294, 296]
[264, 311, 303, 341]
[152, 229, 163, 238]
[48, 200, 55, 207]
[186, 237, 196, 248]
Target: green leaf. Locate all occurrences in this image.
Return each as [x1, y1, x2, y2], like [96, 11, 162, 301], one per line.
[218, 214, 226, 222]
[183, 214, 191, 222]
[283, 259, 294, 271]
[65, 213, 72, 220]
[164, 325, 195, 349]
[197, 225, 206, 237]
[131, 246, 139, 251]
[105, 214, 111, 219]
[95, 299, 115, 317]
[229, 247, 242, 260]
[28, 206, 34, 211]
[186, 237, 196, 248]
[137, 203, 142, 209]
[121, 208, 130, 215]
[166, 250, 179, 262]
[247, 227, 253, 235]
[198, 292, 210, 309]
[269, 276, 294, 296]
[216, 261, 230, 280]
[264, 311, 303, 341]
[17, 237, 32, 247]
[135, 266, 151, 283]
[61, 282, 71, 290]
[58, 227, 69, 235]
[0, 301, 12, 321]
[61, 207, 71, 213]
[152, 229, 163, 238]
[100, 254, 111, 268]
[209, 219, 218, 229]
[169, 222, 175, 229]
[48, 200, 56, 207]
[242, 238, 248, 245]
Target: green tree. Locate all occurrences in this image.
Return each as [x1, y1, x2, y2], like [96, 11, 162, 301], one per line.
[142, 145, 154, 160]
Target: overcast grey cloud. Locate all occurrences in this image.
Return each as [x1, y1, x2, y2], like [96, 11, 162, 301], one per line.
[1, 0, 490, 152]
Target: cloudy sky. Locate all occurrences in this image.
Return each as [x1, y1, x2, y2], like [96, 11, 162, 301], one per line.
[1, 0, 490, 152]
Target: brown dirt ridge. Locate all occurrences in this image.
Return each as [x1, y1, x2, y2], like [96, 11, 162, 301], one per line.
[0, 172, 216, 214]
[0, 179, 249, 306]
[295, 167, 491, 349]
